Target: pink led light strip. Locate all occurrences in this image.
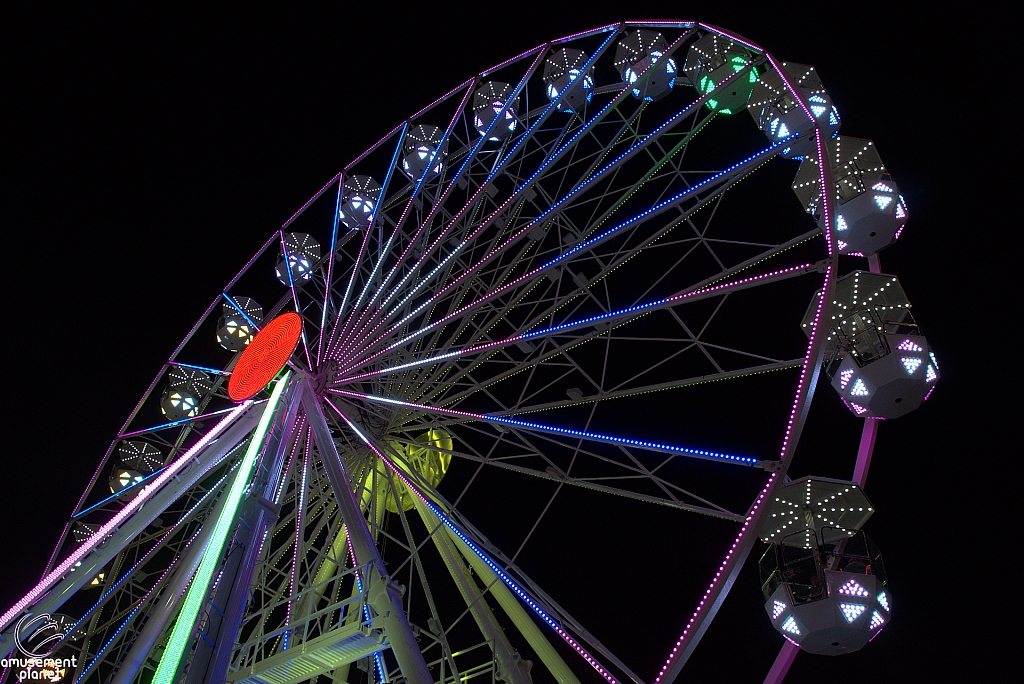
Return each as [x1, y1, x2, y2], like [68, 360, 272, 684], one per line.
[0, 401, 252, 631]
[329, 401, 621, 684]
[764, 53, 814, 122]
[282, 173, 341, 230]
[653, 265, 833, 680]
[337, 264, 812, 382]
[654, 473, 776, 683]
[815, 129, 835, 256]
[331, 84, 475, 358]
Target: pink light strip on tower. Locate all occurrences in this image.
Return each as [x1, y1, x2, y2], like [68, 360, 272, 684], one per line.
[0, 401, 252, 631]
[284, 425, 312, 649]
[329, 401, 622, 684]
[345, 123, 405, 171]
[551, 23, 622, 44]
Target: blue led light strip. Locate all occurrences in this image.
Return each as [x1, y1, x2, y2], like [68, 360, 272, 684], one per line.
[335, 132, 799, 378]
[331, 405, 621, 684]
[340, 264, 811, 383]
[330, 390, 757, 465]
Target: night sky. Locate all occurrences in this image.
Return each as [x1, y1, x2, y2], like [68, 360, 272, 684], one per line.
[3, 4, 1006, 682]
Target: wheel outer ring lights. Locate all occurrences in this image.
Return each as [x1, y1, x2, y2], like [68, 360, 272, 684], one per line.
[228, 312, 302, 401]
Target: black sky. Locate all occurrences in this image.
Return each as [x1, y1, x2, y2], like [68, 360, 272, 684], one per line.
[3, 3, 1008, 681]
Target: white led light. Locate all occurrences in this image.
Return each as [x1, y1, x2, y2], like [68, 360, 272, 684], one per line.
[869, 610, 885, 629]
[781, 616, 800, 635]
[897, 339, 923, 352]
[839, 603, 867, 623]
[838, 579, 870, 597]
[877, 592, 889, 612]
[773, 600, 786, 620]
[900, 357, 922, 375]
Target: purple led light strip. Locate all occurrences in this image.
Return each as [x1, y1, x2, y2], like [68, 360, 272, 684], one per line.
[329, 389, 755, 464]
[409, 77, 475, 123]
[281, 172, 341, 230]
[481, 44, 545, 78]
[764, 53, 814, 122]
[815, 129, 835, 256]
[344, 123, 405, 172]
[277, 229, 313, 369]
[338, 264, 811, 382]
[0, 401, 252, 631]
[696, 23, 765, 54]
[330, 402, 622, 684]
[334, 138, 796, 375]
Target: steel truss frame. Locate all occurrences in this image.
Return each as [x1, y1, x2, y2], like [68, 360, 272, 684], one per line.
[2, 20, 892, 684]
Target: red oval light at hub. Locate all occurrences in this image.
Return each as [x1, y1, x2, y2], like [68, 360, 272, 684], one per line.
[228, 312, 302, 401]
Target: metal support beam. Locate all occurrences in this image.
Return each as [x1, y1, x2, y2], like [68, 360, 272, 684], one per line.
[0, 403, 267, 658]
[110, 471, 238, 684]
[447, 526, 581, 684]
[762, 641, 799, 684]
[411, 496, 534, 684]
[657, 125, 841, 684]
[301, 381, 432, 684]
[198, 378, 305, 684]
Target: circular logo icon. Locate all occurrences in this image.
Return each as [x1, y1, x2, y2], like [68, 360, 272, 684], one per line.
[15, 613, 66, 658]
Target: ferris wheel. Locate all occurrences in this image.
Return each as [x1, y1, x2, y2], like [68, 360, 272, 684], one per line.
[0, 21, 939, 684]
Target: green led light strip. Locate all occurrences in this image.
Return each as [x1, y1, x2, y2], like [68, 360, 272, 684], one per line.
[152, 371, 291, 684]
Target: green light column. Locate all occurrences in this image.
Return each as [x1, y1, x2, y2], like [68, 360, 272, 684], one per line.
[152, 371, 292, 684]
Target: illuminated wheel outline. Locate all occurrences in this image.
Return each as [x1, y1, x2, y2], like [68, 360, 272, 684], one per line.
[0, 21, 917, 684]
